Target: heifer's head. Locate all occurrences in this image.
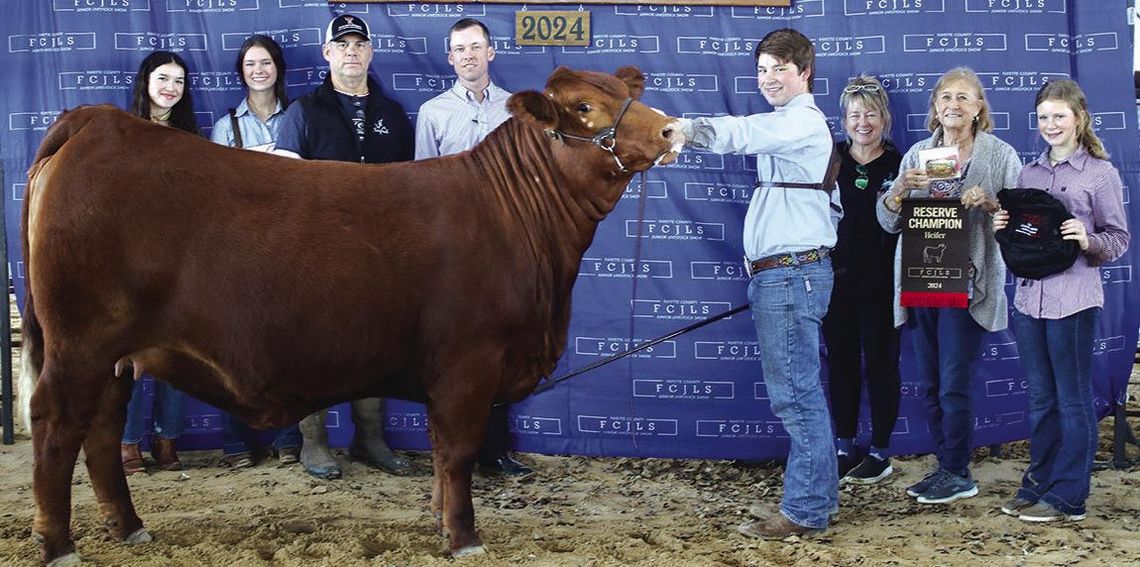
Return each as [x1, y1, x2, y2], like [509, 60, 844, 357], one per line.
[508, 66, 683, 177]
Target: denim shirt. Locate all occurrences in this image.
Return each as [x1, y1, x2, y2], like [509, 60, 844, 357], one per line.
[687, 93, 839, 261]
[415, 81, 512, 159]
[210, 98, 284, 150]
[1013, 147, 1131, 319]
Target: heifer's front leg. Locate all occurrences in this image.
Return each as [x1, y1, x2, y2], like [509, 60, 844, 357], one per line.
[30, 365, 100, 566]
[426, 398, 489, 557]
[82, 375, 148, 545]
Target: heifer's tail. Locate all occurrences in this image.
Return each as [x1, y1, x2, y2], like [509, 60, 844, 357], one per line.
[15, 111, 80, 431]
[18, 289, 42, 433]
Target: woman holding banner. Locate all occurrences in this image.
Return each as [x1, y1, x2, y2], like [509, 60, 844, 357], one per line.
[823, 76, 902, 485]
[992, 80, 1130, 522]
[875, 67, 1020, 505]
[120, 51, 200, 475]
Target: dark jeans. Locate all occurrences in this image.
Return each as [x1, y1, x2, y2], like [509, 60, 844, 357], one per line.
[1012, 308, 1098, 516]
[822, 292, 901, 448]
[221, 412, 302, 456]
[909, 307, 987, 477]
[122, 377, 184, 444]
[479, 404, 512, 461]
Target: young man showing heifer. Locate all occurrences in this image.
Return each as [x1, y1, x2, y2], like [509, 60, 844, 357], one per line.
[413, 18, 532, 478]
[276, 14, 414, 479]
[679, 28, 841, 539]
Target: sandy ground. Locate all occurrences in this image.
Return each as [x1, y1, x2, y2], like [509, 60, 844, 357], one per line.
[0, 430, 1137, 567]
[0, 311, 1138, 565]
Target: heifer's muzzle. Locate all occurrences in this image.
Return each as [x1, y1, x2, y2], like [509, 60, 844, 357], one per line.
[549, 97, 634, 173]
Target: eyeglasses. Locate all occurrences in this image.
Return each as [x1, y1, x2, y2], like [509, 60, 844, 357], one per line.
[331, 40, 371, 52]
[854, 164, 869, 190]
[843, 83, 882, 94]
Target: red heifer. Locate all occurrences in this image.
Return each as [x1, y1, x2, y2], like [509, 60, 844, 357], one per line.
[21, 66, 681, 565]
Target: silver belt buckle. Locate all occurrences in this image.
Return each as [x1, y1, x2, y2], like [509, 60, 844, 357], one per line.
[743, 255, 755, 277]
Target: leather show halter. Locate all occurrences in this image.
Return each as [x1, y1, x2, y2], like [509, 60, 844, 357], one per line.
[548, 97, 634, 173]
[525, 97, 748, 401]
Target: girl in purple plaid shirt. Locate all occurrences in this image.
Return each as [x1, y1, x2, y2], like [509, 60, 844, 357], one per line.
[993, 79, 1130, 523]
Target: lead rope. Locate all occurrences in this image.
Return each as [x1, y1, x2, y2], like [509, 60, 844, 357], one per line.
[527, 146, 751, 398]
[626, 170, 649, 448]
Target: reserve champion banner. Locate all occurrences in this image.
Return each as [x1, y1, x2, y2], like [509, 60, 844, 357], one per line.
[1, 0, 1136, 459]
[899, 199, 971, 308]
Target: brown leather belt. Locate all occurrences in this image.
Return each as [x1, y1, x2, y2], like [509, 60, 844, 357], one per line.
[746, 248, 829, 276]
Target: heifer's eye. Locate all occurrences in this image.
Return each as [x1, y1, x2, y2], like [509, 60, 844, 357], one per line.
[576, 103, 591, 113]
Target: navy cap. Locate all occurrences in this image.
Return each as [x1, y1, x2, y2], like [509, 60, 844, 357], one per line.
[326, 15, 370, 43]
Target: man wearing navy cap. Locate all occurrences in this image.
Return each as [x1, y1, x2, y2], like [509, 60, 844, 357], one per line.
[276, 14, 414, 479]
[277, 14, 414, 164]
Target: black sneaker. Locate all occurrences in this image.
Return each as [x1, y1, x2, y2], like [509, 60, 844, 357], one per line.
[916, 471, 978, 504]
[844, 455, 893, 485]
[906, 468, 945, 497]
[837, 451, 860, 480]
[479, 454, 535, 479]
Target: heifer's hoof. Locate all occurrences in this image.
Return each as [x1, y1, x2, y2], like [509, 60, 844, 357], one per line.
[123, 528, 153, 545]
[303, 463, 342, 480]
[451, 545, 487, 558]
[46, 552, 84, 567]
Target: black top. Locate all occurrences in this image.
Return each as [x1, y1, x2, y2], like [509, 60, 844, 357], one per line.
[831, 140, 902, 299]
[281, 75, 414, 164]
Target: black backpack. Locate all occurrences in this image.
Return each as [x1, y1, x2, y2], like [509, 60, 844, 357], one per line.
[994, 188, 1081, 280]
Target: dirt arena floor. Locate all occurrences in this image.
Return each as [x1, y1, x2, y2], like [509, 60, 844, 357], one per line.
[0, 309, 1137, 566]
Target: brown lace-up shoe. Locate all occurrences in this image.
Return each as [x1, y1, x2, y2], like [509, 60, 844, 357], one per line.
[121, 443, 145, 476]
[150, 437, 182, 471]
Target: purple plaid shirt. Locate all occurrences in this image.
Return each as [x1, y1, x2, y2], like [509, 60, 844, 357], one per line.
[1012, 147, 1130, 319]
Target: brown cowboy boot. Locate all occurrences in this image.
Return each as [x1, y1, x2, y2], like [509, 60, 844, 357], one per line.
[121, 443, 145, 475]
[150, 437, 182, 471]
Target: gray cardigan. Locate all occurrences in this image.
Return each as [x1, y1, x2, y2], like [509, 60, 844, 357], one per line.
[875, 128, 1021, 332]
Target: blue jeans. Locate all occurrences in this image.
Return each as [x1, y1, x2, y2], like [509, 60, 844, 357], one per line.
[1012, 308, 1098, 516]
[122, 377, 185, 444]
[748, 259, 837, 529]
[222, 412, 302, 456]
[908, 307, 987, 477]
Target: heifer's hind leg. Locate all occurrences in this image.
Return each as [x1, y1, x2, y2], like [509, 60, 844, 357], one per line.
[426, 396, 491, 557]
[30, 361, 105, 565]
[429, 425, 444, 532]
[82, 374, 148, 544]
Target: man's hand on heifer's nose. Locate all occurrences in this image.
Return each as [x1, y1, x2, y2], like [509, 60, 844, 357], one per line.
[676, 118, 694, 143]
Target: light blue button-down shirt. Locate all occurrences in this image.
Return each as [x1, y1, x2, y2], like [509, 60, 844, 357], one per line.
[688, 93, 839, 261]
[210, 98, 285, 150]
[414, 81, 512, 159]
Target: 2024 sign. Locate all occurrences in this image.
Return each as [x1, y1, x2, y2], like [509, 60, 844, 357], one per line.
[515, 11, 589, 46]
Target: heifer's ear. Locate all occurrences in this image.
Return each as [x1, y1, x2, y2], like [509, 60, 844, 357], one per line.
[508, 91, 560, 129]
[615, 66, 645, 100]
[547, 66, 574, 84]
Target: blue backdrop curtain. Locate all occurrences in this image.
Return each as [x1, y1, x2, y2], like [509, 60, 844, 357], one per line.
[1, 0, 1136, 459]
